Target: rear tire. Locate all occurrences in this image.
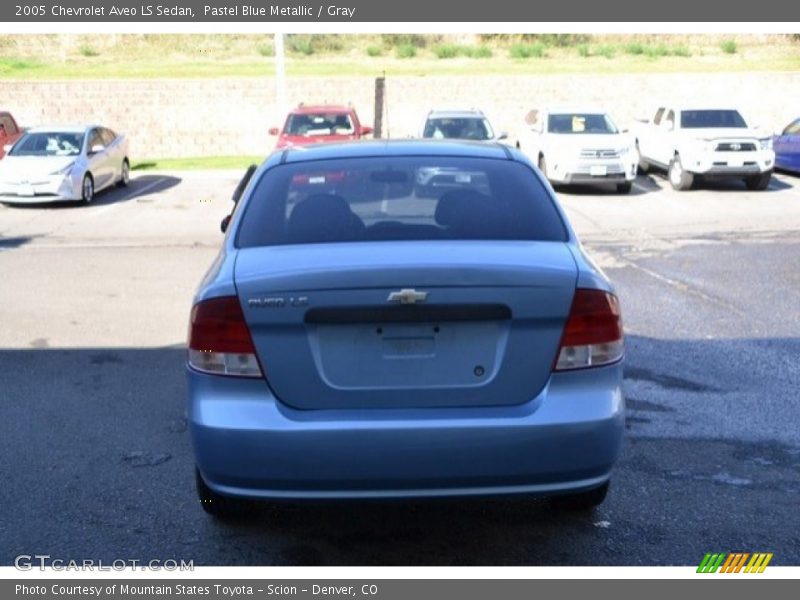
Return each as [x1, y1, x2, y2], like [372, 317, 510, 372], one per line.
[117, 158, 130, 188]
[196, 468, 249, 519]
[745, 170, 771, 191]
[668, 155, 693, 191]
[80, 174, 94, 204]
[550, 481, 610, 511]
[616, 182, 632, 194]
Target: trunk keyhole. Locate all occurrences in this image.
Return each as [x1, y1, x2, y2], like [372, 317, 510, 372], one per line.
[474, 365, 485, 377]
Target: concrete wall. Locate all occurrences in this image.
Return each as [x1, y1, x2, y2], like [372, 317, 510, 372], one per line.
[4, 71, 799, 158]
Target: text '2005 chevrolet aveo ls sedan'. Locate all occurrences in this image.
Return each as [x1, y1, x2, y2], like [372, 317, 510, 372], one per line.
[187, 140, 625, 518]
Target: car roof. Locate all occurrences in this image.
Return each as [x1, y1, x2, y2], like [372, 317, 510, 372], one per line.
[290, 105, 353, 115]
[275, 139, 513, 165]
[544, 107, 612, 115]
[426, 109, 486, 119]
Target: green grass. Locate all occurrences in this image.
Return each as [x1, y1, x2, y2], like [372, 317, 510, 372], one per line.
[0, 34, 797, 79]
[509, 43, 547, 59]
[131, 156, 263, 171]
[721, 39, 738, 54]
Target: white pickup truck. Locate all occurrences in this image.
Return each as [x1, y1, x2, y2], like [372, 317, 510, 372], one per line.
[516, 107, 638, 193]
[633, 106, 775, 191]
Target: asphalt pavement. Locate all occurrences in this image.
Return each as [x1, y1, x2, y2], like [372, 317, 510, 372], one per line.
[1, 168, 799, 565]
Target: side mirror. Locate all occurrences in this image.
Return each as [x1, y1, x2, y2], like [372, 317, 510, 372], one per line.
[621, 128, 629, 133]
[361, 126, 374, 136]
[268, 127, 279, 136]
[497, 132, 508, 141]
[220, 214, 231, 233]
[90, 143, 105, 154]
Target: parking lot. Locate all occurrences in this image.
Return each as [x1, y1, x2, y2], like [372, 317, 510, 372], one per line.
[1, 168, 799, 566]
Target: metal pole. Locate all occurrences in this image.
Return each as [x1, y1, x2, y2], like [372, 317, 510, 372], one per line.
[274, 33, 287, 116]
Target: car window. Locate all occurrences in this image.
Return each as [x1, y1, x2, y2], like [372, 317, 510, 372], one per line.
[87, 129, 104, 151]
[422, 118, 494, 141]
[783, 119, 800, 136]
[285, 113, 354, 136]
[0, 115, 18, 135]
[8, 132, 83, 157]
[547, 113, 618, 134]
[100, 128, 116, 146]
[236, 157, 567, 247]
[680, 110, 748, 129]
[653, 108, 665, 126]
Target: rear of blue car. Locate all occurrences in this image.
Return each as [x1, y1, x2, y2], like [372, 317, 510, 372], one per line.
[187, 141, 624, 516]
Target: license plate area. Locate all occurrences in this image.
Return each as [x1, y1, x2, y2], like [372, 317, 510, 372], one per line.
[590, 165, 608, 177]
[310, 320, 506, 389]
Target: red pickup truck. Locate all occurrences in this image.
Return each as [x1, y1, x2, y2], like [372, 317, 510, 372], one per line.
[0, 111, 24, 159]
[269, 104, 373, 150]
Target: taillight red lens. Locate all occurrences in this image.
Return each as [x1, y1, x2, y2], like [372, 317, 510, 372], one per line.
[555, 289, 623, 371]
[188, 296, 261, 377]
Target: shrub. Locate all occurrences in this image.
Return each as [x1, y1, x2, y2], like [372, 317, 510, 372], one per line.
[366, 45, 383, 57]
[257, 43, 273, 57]
[721, 39, 737, 54]
[671, 45, 691, 57]
[287, 35, 314, 55]
[596, 45, 616, 59]
[79, 45, 99, 57]
[644, 44, 669, 58]
[464, 45, 492, 59]
[510, 43, 547, 59]
[433, 44, 460, 59]
[624, 42, 644, 55]
[395, 44, 417, 59]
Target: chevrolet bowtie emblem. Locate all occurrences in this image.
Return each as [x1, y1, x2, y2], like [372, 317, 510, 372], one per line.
[387, 288, 429, 304]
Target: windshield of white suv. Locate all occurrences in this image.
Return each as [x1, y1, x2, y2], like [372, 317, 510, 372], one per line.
[9, 132, 83, 157]
[284, 113, 355, 136]
[680, 110, 748, 129]
[423, 117, 495, 141]
[547, 114, 619, 134]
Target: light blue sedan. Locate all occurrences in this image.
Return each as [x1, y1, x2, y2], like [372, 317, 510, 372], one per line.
[187, 140, 625, 517]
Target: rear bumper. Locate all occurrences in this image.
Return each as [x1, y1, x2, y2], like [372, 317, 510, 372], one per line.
[188, 363, 625, 500]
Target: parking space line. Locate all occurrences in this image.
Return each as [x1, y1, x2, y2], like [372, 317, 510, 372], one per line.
[88, 176, 167, 217]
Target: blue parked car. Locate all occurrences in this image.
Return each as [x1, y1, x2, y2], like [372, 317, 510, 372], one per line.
[774, 118, 800, 174]
[187, 140, 625, 517]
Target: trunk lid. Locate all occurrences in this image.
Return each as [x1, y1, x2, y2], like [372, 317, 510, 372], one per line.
[234, 241, 577, 409]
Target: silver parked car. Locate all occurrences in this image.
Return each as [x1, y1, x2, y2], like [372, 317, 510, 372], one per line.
[0, 125, 130, 204]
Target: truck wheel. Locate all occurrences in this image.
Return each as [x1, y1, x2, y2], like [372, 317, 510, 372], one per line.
[550, 481, 610, 511]
[538, 155, 548, 179]
[616, 182, 632, 194]
[636, 142, 650, 174]
[668, 155, 693, 191]
[745, 171, 772, 191]
[196, 468, 249, 519]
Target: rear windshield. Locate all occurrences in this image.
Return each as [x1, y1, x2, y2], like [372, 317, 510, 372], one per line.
[680, 110, 747, 129]
[423, 118, 494, 140]
[236, 157, 567, 247]
[284, 113, 354, 136]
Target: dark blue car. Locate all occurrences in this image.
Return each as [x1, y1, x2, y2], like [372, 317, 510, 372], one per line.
[187, 140, 625, 517]
[773, 118, 800, 174]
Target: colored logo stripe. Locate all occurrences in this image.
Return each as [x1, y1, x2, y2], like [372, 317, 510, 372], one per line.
[698, 552, 773, 573]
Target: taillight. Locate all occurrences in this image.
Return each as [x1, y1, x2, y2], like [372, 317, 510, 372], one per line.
[187, 296, 262, 377]
[555, 289, 623, 371]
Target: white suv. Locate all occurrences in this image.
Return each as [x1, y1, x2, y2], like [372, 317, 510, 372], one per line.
[517, 107, 638, 193]
[421, 109, 507, 142]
